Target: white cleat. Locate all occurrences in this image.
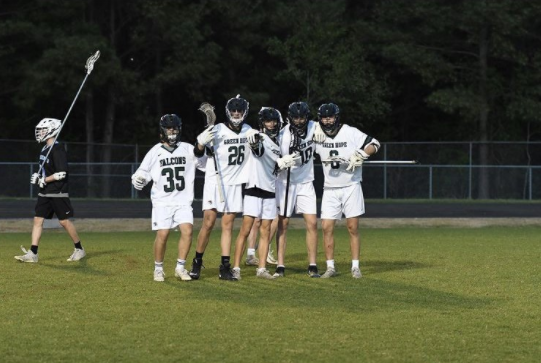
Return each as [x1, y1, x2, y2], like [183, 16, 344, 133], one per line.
[174, 268, 192, 281]
[266, 249, 278, 265]
[154, 269, 165, 282]
[232, 267, 241, 280]
[321, 267, 337, 278]
[351, 267, 362, 279]
[245, 255, 259, 266]
[256, 268, 276, 280]
[67, 248, 86, 262]
[14, 246, 38, 263]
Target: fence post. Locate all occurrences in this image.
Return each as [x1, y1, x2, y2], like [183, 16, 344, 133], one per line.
[29, 164, 33, 198]
[468, 142, 472, 199]
[383, 144, 387, 199]
[529, 167, 532, 201]
[429, 166, 433, 199]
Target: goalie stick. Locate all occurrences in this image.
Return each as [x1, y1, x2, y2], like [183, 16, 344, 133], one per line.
[38, 50, 101, 175]
[198, 102, 225, 203]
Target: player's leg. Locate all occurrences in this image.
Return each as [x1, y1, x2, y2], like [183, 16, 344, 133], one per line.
[52, 197, 85, 261]
[175, 222, 193, 281]
[296, 182, 319, 277]
[153, 228, 170, 282]
[219, 212, 237, 279]
[15, 196, 52, 262]
[255, 198, 277, 279]
[320, 188, 342, 278]
[189, 208, 217, 279]
[245, 217, 261, 265]
[321, 219, 337, 278]
[232, 215, 255, 279]
[266, 216, 279, 265]
[343, 184, 365, 278]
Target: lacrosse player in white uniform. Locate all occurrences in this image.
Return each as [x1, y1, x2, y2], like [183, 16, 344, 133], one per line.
[15, 118, 85, 263]
[189, 95, 254, 281]
[274, 101, 326, 278]
[231, 107, 286, 280]
[131, 114, 204, 282]
[314, 103, 380, 279]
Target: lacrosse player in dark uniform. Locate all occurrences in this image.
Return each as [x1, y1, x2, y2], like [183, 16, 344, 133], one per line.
[15, 118, 85, 263]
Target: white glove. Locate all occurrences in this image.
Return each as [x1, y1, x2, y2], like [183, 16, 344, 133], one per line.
[313, 123, 326, 143]
[246, 129, 260, 144]
[196, 126, 216, 147]
[131, 172, 148, 191]
[276, 153, 301, 170]
[30, 173, 40, 185]
[346, 149, 370, 172]
[53, 172, 66, 181]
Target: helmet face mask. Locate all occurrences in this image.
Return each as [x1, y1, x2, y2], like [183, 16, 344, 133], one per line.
[287, 102, 310, 134]
[35, 118, 61, 143]
[318, 103, 340, 136]
[159, 114, 182, 146]
[226, 95, 249, 130]
[258, 107, 283, 138]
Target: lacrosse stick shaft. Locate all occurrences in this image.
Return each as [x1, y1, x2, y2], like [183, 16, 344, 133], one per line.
[38, 51, 100, 174]
[282, 168, 291, 218]
[212, 150, 225, 203]
[363, 160, 419, 164]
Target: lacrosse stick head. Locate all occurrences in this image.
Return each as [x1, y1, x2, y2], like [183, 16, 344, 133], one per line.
[199, 102, 216, 127]
[35, 118, 61, 143]
[85, 50, 100, 74]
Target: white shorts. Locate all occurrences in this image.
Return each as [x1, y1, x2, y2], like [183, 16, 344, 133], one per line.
[202, 182, 243, 213]
[151, 205, 194, 230]
[243, 195, 277, 220]
[321, 183, 365, 220]
[275, 181, 317, 217]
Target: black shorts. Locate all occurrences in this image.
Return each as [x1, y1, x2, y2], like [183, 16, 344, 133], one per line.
[35, 196, 74, 220]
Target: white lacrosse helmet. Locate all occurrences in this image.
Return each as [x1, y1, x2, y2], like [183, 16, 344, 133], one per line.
[35, 118, 61, 143]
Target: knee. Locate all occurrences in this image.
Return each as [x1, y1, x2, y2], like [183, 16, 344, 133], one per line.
[33, 217, 44, 227]
[58, 219, 70, 227]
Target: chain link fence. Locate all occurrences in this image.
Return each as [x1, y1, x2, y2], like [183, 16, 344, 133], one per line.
[1, 139, 540, 200]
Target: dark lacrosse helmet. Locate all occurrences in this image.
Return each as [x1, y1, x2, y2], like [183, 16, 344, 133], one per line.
[226, 95, 249, 130]
[159, 114, 182, 146]
[287, 101, 310, 135]
[258, 107, 283, 138]
[317, 103, 340, 136]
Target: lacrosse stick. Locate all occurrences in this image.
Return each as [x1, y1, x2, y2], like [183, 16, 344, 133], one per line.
[198, 102, 225, 203]
[281, 129, 301, 218]
[321, 156, 419, 166]
[38, 50, 101, 174]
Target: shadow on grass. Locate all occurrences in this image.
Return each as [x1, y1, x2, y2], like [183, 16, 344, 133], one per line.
[38, 249, 124, 276]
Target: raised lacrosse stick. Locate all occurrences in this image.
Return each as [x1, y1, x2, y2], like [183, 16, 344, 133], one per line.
[321, 156, 419, 166]
[198, 102, 225, 203]
[38, 50, 101, 174]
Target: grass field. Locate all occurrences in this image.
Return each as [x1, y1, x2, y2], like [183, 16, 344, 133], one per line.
[1, 227, 540, 363]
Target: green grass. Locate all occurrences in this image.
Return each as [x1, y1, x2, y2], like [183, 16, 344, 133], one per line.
[1, 227, 540, 363]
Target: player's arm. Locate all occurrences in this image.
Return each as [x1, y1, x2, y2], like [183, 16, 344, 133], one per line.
[346, 134, 381, 172]
[131, 150, 153, 190]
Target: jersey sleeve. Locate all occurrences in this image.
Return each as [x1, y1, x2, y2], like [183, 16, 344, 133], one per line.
[52, 144, 68, 173]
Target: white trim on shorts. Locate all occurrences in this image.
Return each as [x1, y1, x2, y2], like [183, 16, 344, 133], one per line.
[151, 205, 194, 230]
[320, 183, 365, 220]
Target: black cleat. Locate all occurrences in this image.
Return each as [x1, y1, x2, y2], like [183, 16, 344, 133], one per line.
[189, 258, 204, 280]
[219, 263, 238, 281]
[273, 266, 285, 278]
[308, 266, 321, 278]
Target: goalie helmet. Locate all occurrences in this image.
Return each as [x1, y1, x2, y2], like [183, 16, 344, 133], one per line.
[317, 103, 340, 136]
[35, 118, 61, 143]
[258, 107, 283, 138]
[226, 94, 249, 130]
[287, 101, 310, 135]
[159, 114, 182, 146]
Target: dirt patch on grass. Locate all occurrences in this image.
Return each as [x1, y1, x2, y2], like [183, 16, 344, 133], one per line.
[1, 217, 540, 233]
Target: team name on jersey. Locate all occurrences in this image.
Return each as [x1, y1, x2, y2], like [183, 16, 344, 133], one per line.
[224, 137, 248, 145]
[322, 142, 348, 148]
[160, 157, 186, 167]
[272, 149, 280, 156]
[299, 140, 314, 149]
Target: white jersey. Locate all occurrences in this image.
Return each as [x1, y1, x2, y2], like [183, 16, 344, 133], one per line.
[277, 121, 316, 184]
[246, 134, 281, 193]
[135, 142, 201, 207]
[315, 124, 372, 188]
[205, 123, 252, 186]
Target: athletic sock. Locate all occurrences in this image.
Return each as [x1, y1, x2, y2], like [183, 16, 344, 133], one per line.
[195, 252, 204, 262]
[247, 248, 256, 256]
[221, 256, 230, 265]
[176, 259, 186, 270]
[31, 245, 38, 254]
[352, 260, 360, 269]
[326, 259, 335, 269]
[154, 261, 164, 271]
[74, 241, 83, 250]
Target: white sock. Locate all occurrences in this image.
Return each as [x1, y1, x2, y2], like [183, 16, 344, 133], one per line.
[155, 261, 164, 271]
[326, 259, 335, 269]
[352, 260, 359, 269]
[233, 267, 241, 272]
[247, 248, 256, 256]
[176, 259, 186, 270]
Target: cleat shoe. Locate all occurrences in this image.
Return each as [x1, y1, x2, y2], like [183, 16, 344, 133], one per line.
[189, 258, 204, 280]
[273, 266, 285, 278]
[232, 267, 241, 280]
[219, 263, 238, 281]
[256, 268, 276, 280]
[321, 267, 337, 278]
[174, 268, 192, 281]
[245, 255, 259, 266]
[352, 267, 362, 279]
[308, 266, 321, 278]
[154, 269, 165, 282]
[266, 249, 278, 265]
[67, 248, 86, 262]
[14, 246, 38, 263]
